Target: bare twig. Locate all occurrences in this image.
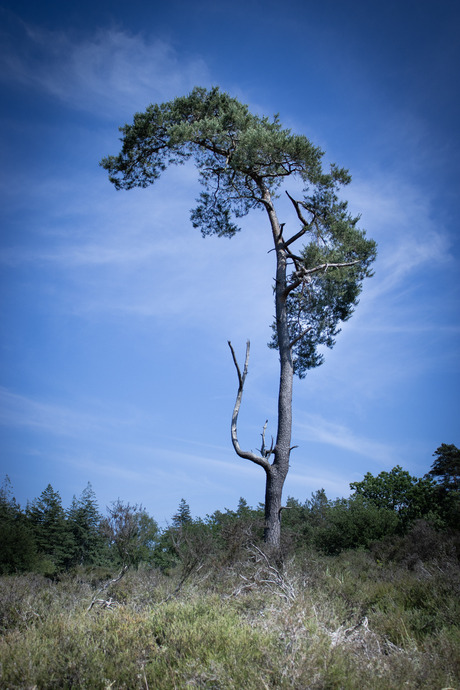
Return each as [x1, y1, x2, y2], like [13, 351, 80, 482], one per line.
[88, 596, 120, 612]
[235, 544, 297, 602]
[162, 561, 203, 603]
[86, 564, 129, 612]
[259, 420, 274, 458]
[284, 190, 314, 246]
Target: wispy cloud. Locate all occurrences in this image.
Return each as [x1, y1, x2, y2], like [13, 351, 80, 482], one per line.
[348, 175, 453, 296]
[294, 413, 396, 466]
[285, 468, 353, 499]
[0, 387, 136, 438]
[1, 17, 210, 117]
[0, 384, 257, 477]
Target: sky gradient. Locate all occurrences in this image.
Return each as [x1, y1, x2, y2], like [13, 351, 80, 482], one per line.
[1, 0, 459, 525]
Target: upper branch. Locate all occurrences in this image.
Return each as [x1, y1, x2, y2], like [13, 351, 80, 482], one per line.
[284, 259, 361, 296]
[283, 191, 316, 247]
[228, 341, 270, 471]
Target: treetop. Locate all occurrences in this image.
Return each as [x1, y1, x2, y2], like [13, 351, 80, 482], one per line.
[101, 86, 376, 375]
[101, 86, 351, 238]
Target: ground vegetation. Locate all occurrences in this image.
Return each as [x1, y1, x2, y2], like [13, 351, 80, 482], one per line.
[0, 447, 458, 687]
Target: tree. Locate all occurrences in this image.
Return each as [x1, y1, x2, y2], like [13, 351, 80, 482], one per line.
[0, 476, 38, 574]
[314, 494, 399, 554]
[172, 498, 193, 527]
[101, 86, 376, 548]
[350, 466, 439, 528]
[428, 444, 460, 528]
[67, 483, 104, 566]
[26, 484, 75, 572]
[101, 499, 158, 567]
[306, 488, 329, 527]
[429, 444, 460, 492]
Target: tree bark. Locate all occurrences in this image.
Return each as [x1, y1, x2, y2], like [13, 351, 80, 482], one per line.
[261, 186, 294, 547]
[263, 466, 283, 545]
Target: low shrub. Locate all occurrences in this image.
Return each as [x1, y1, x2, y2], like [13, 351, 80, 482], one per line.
[0, 544, 459, 689]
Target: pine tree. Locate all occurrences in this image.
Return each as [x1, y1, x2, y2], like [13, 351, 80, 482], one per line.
[101, 87, 376, 547]
[27, 484, 75, 572]
[67, 483, 104, 566]
[0, 476, 37, 574]
[172, 499, 192, 527]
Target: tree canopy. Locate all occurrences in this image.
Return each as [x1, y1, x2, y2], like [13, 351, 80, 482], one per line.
[429, 443, 460, 492]
[101, 86, 376, 377]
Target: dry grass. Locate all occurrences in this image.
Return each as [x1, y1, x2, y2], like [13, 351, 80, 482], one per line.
[0, 548, 459, 689]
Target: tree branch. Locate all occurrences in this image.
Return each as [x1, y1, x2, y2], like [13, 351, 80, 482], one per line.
[283, 190, 315, 246]
[228, 341, 270, 470]
[289, 327, 313, 349]
[284, 260, 361, 296]
[86, 564, 129, 612]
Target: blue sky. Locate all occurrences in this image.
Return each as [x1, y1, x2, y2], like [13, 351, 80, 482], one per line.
[1, 0, 459, 525]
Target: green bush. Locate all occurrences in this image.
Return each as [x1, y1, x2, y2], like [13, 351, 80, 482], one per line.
[314, 495, 399, 554]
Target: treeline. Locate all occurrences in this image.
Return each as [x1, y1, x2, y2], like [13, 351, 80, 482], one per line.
[1, 444, 459, 576]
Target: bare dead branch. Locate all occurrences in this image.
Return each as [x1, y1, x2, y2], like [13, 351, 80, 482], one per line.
[228, 341, 270, 470]
[86, 564, 129, 612]
[228, 339, 244, 388]
[259, 420, 274, 459]
[163, 561, 204, 603]
[284, 260, 361, 297]
[247, 543, 297, 601]
[283, 190, 315, 246]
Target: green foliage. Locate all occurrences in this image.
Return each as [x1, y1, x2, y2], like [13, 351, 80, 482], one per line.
[427, 444, 460, 528]
[26, 484, 76, 573]
[314, 495, 399, 555]
[100, 499, 159, 568]
[350, 465, 440, 529]
[101, 86, 376, 376]
[101, 86, 325, 223]
[306, 488, 329, 526]
[351, 466, 419, 512]
[151, 499, 195, 572]
[153, 498, 264, 574]
[1, 543, 459, 689]
[270, 197, 376, 376]
[67, 483, 104, 567]
[0, 477, 38, 574]
[172, 497, 192, 526]
[429, 443, 460, 491]
[0, 460, 459, 688]
[205, 499, 264, 562]
[2, 445, 456, 580]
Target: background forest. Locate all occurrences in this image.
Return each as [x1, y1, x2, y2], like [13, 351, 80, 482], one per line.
[1, 444, 458, 576]
[1, 444, 459, 688]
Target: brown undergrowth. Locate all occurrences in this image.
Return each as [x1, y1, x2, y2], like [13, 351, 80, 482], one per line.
[0, 545, 459, 689]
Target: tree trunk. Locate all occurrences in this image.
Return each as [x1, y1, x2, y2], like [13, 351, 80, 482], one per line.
[263, 466, 283, 545]
[262, 187, 294, 548]
[229, 187, 295, 550]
